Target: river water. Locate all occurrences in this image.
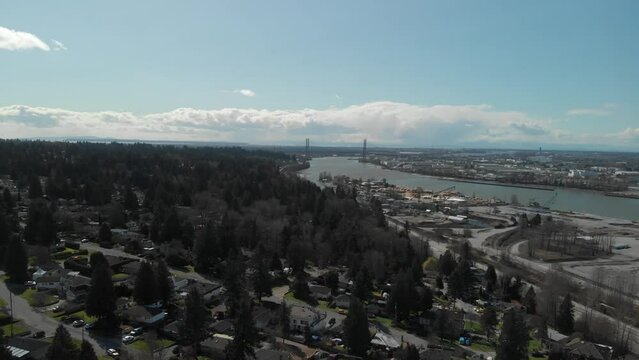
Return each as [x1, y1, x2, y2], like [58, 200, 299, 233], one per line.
[299, 157, 639, 221]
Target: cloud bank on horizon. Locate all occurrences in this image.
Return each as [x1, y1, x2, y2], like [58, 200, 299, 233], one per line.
[0, 26, 65, 51]
[0, 102, 636, 150]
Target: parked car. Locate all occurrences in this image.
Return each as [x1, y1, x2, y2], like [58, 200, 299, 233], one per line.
[24, 280, 36, 288]
[72, 319, 85, 327]
[62, 316, 79, 324]
[122, 335, 135, 344]
[129, 327, 143, 336]
[107, 348, 120, 358]
[85, 322, 95, 330]
[31, 331, 45, 338]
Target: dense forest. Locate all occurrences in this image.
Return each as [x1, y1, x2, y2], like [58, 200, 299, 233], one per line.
[0, 140, 426, 286]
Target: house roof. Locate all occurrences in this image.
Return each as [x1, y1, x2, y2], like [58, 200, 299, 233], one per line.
[309, 285, 331, 295]
[255, 348, 293, 360]
[201, 334, 233, 352]
[6, 337, 50, 359]
[209, 319, 234, 334]
[371, 331, 400, 349]
[569, 341, 605, 360]
[290, 305, 319, 323]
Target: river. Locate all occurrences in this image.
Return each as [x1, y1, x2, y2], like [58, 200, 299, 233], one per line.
[299, 157, 639, 221]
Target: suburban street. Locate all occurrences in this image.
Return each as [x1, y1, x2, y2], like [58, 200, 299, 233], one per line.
[0, 274, 111, 355]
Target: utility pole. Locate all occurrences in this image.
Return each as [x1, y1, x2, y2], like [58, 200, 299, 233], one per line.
[10, 290, 13, 337]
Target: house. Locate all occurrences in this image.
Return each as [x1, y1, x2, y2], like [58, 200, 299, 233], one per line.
[309, 285, 332, 301]
[103, 255, 134, 273]
[333, 294, 351, 309]
[31, 263, 63, 281]
[208, 319, 234, 336]
[6, 337, 51, 360]
[254, 348, 293, 360]
[122, 305, 167, 327]
[181, 280, 223, 303]
[160, 321, 181, 341]
[289, 305, 323, 332]
[551, 335, 613, 360]
[201, 334, 233, 359]
[371, 331, 401, 350]
[64, 273, 91, 303]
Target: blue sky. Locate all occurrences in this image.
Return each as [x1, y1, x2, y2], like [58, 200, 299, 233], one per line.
[1, 1, 638, 150]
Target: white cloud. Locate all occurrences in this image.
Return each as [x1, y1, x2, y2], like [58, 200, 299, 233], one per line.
[0, 26, 50, 51]
[567, 103, 616, 117]
[234, 89, 256, 97]
[51, 39, 67, 51]
[0, 102, 635, 149]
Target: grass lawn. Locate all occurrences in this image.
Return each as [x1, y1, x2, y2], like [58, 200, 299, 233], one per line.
[0, 297, 6, 308]
[374, 316, 394, 329]
[1, 321, 29, 336]
[317, 300, 332, 312]
[67, 310, 97, 323]
[19, 288, 59, 307]
[464, 321, 483, 334]
[528, 337, 548, 360]
[111, 273, 129, 282]
[471, 340, 495, 353]
[129, 338, 175, 352]
[283, 291, 304, 304]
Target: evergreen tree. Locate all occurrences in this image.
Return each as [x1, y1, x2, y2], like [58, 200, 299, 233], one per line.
[251, 250, 272, 301]
[496, 308, 529, 360]
[98, 223, 112, 244]
[556, 294, 574, 335]
[223, 251, 246, 318]
[180, 288, 210, 352]
[134, 261, 157, 305]
[4, 237, 28, 282]
[24, 200, 57, 246]
[524, 286, 537, 314]
[2, 188, 13, 209]
[85, 264, 116, 320]
[155, 259, 173, 305]
[292, 271, 310, 301]
[485, 265, 497, 293]
[225, 297, 258, 360]
[46, 325, 76, 360]
[194, 222, 219, 272]
[387, 270, 416, 321]
[353, 266, 372, 301]
[89, 251, 108, 272]
[434, 310, 454, 341]
[435, 275, 444, 289]
[438, 250, 456, 277]
[480, 306, 499, 339]
[417, 286, 434, 314]
[395, 344, 420, 360]
[325, 270, 339, 296]
[123, 187, 139, 210]
[279, 301, 291, 339]
[28, 175, 43, 199]
[78, 340, 98, 360]
[0, 212, 10, 258]
[343, 297, 370, 358]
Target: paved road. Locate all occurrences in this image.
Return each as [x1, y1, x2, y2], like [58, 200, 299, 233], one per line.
[0, 275, 110, 355]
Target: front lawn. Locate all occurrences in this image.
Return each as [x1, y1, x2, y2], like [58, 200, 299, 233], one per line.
[20, 288, 59, 307]
[67, 310, 97, 323]
[471, 340, 495, 352]
[464, 321, 483, 334]
[129, 338, 174, 352]
[1, 321, 29, 336]
[111, 273, 129, 282]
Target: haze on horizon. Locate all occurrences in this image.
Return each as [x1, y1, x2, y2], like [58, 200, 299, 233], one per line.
[1, 1, 638, 151]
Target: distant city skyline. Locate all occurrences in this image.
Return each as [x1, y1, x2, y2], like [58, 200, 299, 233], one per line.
[1, 1, 638, 150]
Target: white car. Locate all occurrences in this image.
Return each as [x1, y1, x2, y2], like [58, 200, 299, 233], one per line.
[122, 335, 135, 344]
[107, 348, 119, 358]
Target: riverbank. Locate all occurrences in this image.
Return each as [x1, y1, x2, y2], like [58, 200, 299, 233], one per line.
[299, 157, 639, 221]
